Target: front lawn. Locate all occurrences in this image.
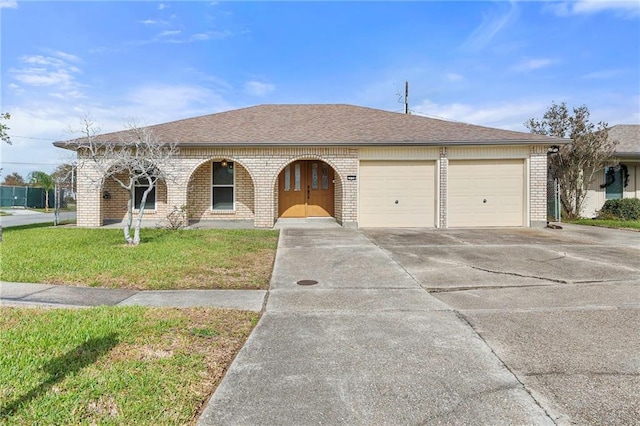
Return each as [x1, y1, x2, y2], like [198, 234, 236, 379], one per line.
[569, 218, 640, 230]
[0, 227, 279, 290]
[0, 306, 258, 424]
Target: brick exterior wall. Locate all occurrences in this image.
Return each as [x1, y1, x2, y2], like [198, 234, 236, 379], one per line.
[75, 145, 549, 229]
[188, 161, 255, 221]
[76, 147, 359, 228]
[102, 173, 168, 221]
[529, 146, 548, 226]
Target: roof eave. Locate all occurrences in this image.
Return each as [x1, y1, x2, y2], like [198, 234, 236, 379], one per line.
[54, 138, 568, 150]
[614, 152, 640, 159]
[176, 139, 567, 148]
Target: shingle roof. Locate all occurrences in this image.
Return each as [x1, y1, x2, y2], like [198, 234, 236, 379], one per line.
[56, 104, 565, 148]
[609, 124, 640, 155]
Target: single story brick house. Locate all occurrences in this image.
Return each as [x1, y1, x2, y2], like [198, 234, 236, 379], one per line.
[56, 104, 567, 229]
[582, 124, 640, 218]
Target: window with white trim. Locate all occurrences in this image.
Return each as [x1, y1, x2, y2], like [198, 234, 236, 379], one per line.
[134, 177, 156, 210]
[212, 161, 234, 210]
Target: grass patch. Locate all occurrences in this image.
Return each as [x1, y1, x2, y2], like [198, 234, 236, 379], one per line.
[0, 227, 278, 290]
[0, 211, 10, 216]
[0, 306, 258, 425]
[570, 218, 640, 230]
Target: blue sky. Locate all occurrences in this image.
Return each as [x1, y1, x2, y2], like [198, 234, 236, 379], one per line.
[1, 0, 639, 178]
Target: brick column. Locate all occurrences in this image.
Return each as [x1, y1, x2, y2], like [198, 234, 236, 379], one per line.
[253, 180, 275, 228]
[439, 147, 448, 228]
[530, 146, 548, 227]
[76, 161, 103, 227]
[334, 152, 358, 227]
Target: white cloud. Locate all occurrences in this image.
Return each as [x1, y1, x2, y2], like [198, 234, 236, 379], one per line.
[13, 69, 75, 86]
[581, 69, 627, 79]
[124, 84, 232, 117]
[139, 19, 159, 25]
[1, 80, 236, 177]
[50, 90, 86, 100]
[51, 50, 81, 63]
[244, 81, 275, 96]
[462, 1, 519, 51]
[131, 30, 231, 46]
[9, 53, 85, 99]
[546, 1, 640, 18]
[158, 3, 167, 10]
[0, 106, 82, 177]
[413, 98, 549, 131]
[512, 58, 555, 72]
[0, 0, 18, 9]
[159, 30, 181, 37]
[445, 73, 464, 82]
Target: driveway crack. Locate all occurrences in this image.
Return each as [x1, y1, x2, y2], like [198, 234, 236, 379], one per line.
[454, 310, 560, 425]
[468, 265, 569, 284]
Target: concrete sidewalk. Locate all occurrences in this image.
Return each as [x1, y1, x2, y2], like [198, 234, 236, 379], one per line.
[198, 228, 555, 425]
[0, 281, 266, 311]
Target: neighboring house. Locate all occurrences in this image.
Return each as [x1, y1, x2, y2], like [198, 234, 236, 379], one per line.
[55, 104, 567, 229]
[582, 124, 640, 218]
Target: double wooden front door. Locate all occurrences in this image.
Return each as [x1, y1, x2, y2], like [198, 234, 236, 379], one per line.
[278, 160, 334, 218]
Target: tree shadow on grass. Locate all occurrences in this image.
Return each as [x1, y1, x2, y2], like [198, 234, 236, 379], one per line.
[1, 333, 119, 419]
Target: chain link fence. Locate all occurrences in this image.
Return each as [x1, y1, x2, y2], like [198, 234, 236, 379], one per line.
[0, 186, 28, 208]
[547, 176, 561, 222]
[0, 185, 62, 209]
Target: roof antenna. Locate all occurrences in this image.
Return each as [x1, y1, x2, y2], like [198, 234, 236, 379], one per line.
[396, 81, 410, 114]
[404, 81, 409, 114]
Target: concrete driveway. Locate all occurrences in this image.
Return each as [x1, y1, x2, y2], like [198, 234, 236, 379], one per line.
[363, 224, 640, 425]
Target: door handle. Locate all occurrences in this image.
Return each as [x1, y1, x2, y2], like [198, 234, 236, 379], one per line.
[307, 185, 310, 199]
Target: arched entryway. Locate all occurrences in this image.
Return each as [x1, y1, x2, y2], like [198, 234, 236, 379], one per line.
[101, 170, 168, 224]
[186, 158, 256, 223]
[277, 159, 335, 218]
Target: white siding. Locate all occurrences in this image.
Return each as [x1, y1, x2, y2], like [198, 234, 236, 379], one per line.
[358, 147, 439, 160]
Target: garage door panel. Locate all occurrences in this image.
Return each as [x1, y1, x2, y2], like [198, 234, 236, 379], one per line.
[359, 161, 436, 228]
[449, 159, 525, 227]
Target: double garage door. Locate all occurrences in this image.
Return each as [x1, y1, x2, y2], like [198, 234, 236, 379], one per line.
[359, 159, 525, 228]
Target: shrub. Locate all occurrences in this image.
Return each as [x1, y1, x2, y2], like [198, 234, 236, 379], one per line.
[598, 198, 640, 221]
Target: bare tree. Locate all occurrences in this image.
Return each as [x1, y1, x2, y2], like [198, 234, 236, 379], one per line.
[0, 112, 11, 145]
[69, 117, 178, 245]
[525, 102, 618, 219]
[52, 163, 76, 195]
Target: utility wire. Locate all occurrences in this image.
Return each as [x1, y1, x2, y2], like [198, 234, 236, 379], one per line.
[1, 161, 65, 166]
[8, 135, 64, 141]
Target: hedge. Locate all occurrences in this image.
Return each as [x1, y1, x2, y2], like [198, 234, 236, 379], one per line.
[597, 198, 640, 221]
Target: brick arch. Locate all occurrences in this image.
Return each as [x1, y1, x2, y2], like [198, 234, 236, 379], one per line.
[186, 156, 256, 222]
[99, 165, 169, 224]
[270, 155, 345, 190]
[186, 156, 257, 188]
[271, 155, 345, 222]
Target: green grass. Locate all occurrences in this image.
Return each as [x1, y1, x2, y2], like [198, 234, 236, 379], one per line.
[0, 306, 259, 425]
[0, 227, 279, 290]
[0, 211, 10, 216]
[570, 218, 640, 230]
